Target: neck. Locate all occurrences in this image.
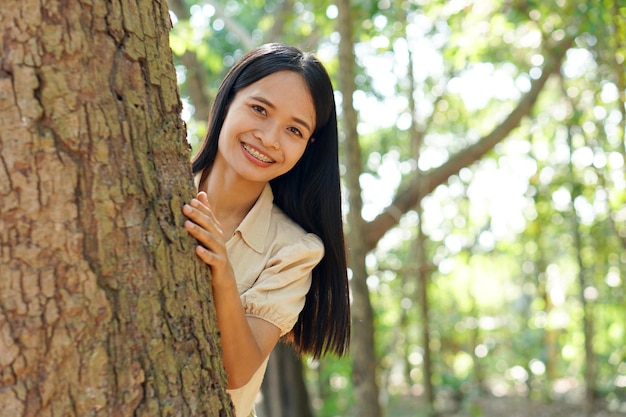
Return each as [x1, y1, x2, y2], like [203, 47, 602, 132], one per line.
[198, 168, 267, 224]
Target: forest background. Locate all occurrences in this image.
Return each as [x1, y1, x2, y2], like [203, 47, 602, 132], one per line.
[168, 0, 625, 416]
[1, 0, 624, 416]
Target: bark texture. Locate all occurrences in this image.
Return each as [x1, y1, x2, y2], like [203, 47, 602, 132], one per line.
[0, 0, 232, 415]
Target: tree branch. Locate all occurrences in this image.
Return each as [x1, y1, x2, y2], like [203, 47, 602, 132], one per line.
[363, 35, 575, 251]
[265, 0, 293, 43]
[210, 1, 255, 50]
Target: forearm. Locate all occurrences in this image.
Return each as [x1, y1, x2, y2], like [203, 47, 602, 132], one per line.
[211, 272, 281, 389]
[211, 277, 263, 388]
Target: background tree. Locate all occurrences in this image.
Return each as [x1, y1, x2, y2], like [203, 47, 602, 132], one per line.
[169, 0, 626, 416]
[4, 1, 625, 416]
[0, 0, 232, 415]
[335, 0, 382, 416]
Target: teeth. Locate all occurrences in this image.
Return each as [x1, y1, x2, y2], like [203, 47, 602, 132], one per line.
[243, 143, 274, 163]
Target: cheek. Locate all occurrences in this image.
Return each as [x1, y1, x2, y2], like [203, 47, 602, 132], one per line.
[218, 112, 238, 142]
[217, 124, 236, 148]
[285, 140, 308, 165]
[216, 132, 226, 153]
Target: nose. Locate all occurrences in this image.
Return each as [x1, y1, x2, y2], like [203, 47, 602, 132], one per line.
[256, 122, 281, 150]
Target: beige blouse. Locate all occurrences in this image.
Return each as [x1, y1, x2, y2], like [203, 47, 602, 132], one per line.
[221, 184, 324, 417]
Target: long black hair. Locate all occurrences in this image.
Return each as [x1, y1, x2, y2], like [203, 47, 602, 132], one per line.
[192, 43, 350, 357]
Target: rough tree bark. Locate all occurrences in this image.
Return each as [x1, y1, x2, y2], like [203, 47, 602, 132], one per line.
[0, 0, 232, 415]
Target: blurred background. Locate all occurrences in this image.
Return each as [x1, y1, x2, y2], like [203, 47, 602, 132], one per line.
[167, 0, 626, 416]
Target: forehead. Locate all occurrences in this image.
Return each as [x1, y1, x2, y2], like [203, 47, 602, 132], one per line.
[238, 71, 316, 126]
[243, 70, 309, 94]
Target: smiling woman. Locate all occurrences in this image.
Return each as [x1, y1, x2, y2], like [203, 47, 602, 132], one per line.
[183, 43, 350, 417]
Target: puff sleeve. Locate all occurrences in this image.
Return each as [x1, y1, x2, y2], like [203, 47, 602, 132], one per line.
[240, 232, 324, 336]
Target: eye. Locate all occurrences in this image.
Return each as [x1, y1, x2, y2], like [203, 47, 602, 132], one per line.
[251, 104, 266, 115]
[288, 126, 304, 137]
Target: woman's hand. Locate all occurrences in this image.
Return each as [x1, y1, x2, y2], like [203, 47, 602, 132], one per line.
[182, 191, 281, 388]
[183, 192, 234, 286]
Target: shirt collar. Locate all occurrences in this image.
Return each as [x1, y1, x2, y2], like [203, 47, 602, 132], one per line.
[235, 183, 273, 253]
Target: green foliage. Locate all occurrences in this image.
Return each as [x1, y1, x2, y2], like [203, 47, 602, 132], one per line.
[305, 355, 354, 416]
[171, 0, 626, 415]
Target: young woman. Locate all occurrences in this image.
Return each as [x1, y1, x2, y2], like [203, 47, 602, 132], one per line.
[182, 43, 350, 416]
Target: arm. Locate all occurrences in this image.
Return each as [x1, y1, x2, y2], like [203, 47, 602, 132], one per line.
[183, 193, 281, 389]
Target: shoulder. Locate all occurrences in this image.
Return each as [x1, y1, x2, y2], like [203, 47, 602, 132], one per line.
[267, 204, 324, 259]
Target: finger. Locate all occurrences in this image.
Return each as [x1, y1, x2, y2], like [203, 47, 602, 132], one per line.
[183, 202, 222, 235]
[197, 191, 209, 205]
[185, 220, 219, 250]
[195, 244, 231, 272]
[189, 197, 213, 217]
[195, 245, 215, 265]
[188, 198, 223, 234]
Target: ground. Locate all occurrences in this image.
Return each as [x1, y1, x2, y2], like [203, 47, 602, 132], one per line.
[386, 394, 626, 417]
[472, 396, 625, 417]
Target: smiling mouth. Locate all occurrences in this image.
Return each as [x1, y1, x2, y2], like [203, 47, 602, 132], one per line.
[242, 143, 275, 163]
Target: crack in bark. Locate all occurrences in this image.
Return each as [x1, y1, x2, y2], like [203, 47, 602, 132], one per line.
[0, 151, 14, 191]
[0, 302, 21, 387]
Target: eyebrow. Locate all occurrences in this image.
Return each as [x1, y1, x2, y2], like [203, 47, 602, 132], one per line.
[252, 96, 313, 133]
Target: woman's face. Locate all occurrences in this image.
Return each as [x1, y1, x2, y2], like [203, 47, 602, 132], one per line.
[217, 70, 316, 184]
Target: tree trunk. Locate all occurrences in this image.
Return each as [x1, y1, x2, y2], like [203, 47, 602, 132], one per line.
[406, 27, 435, 414]
[0, 1, 232, 415]
[566, 126, 596, 416]
[336, 0, 382, 416]
[167, 0, 212, 122]
[415, 206, 435, 415]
